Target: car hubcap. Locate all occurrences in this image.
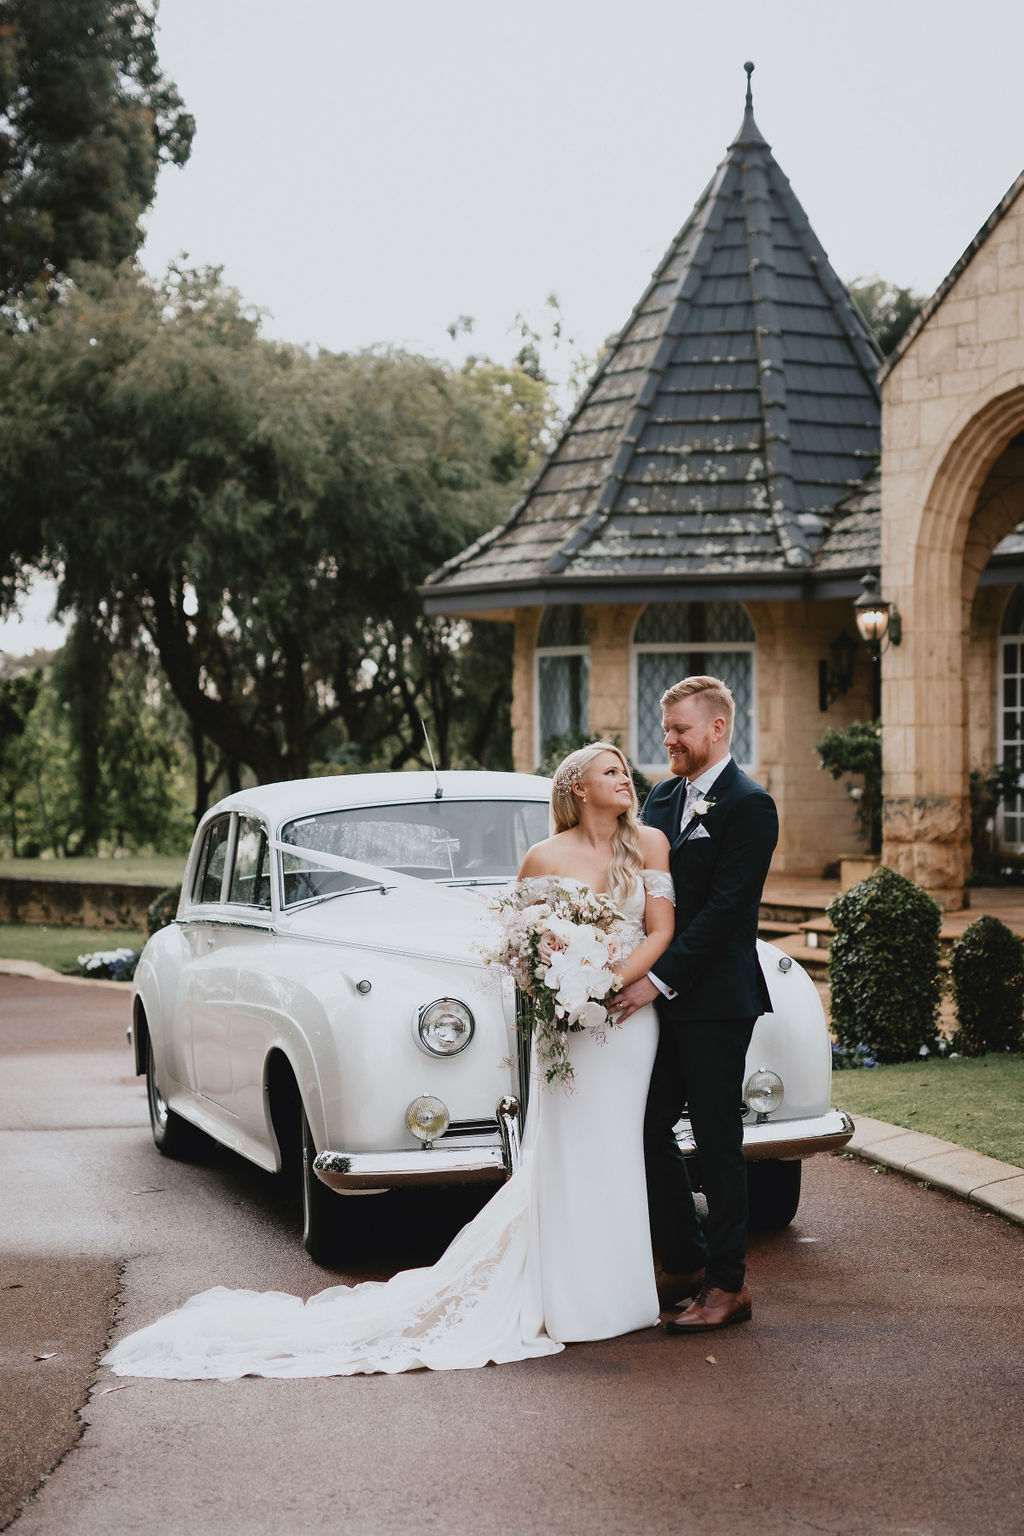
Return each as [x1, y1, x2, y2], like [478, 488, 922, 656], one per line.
[149, 1063, 169, 1128]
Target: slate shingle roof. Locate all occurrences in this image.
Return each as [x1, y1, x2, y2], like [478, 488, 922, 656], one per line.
[815, 469, 882, 575]
[424, 68, 884, 612]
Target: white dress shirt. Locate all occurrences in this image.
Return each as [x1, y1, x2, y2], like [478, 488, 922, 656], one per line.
[649, 754, 733, 1000]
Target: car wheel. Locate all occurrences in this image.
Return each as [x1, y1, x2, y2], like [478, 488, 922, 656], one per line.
[747, 1158, 802, 1229]
[301, 1106, 341, 1264]
[145, 1036, 208, 1160]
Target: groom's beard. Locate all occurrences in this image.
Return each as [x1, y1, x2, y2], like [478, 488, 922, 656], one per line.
[667, 743, 710, 778]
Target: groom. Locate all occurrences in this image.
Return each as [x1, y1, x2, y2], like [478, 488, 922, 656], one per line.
[610, 675, 778, 1333]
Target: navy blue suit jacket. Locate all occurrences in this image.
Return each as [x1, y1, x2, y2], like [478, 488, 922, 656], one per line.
[641, 758, 779, 1022]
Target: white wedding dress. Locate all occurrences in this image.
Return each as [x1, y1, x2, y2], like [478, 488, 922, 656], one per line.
[103, 873, 670, 1380]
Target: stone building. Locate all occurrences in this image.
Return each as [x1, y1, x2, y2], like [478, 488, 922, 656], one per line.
[423, 68, 1024, 905]
[880, 171, 1024, 906]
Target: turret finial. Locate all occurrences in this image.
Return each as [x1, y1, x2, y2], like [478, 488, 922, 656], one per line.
[729, 59, 767, 149]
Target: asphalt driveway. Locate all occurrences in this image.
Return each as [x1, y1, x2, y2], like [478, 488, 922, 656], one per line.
[3, 973, 1024, 1536]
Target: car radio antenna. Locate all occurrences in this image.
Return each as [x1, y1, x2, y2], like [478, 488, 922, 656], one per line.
[420, 716, 444, 799]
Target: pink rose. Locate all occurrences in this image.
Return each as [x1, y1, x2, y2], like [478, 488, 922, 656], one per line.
[537, 930, 567, 964]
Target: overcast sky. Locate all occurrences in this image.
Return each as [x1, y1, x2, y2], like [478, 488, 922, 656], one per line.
[4, 0, 1024, 653]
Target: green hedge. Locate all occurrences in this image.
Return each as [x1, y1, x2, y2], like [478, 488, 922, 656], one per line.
[950, 914, 1024, 1056]
[827, 865, 942, 1063]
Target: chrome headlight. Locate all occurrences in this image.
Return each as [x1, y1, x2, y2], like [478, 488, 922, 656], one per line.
[745, 1068, 785, 1116]
[416, 998, 474, 1056]
[406, 1095, 450, 1143]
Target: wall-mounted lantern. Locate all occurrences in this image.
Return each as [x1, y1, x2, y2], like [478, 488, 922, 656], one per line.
[854, 572, 902, 651]
[818, 629, 858, 712]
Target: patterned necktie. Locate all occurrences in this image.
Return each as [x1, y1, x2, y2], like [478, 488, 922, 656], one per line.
[681, 779, 701, 832]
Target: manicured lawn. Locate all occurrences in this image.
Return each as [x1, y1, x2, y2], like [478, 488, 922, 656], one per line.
[0, 923, 144, 972]
[834, 1054, 1024, 1170]
[0, 855, 186, 885]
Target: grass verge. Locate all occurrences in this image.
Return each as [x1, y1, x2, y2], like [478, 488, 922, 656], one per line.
[834, 1054, 1024, 1169]
[0, 855, 186, 885]
[0, 923, 144, 973]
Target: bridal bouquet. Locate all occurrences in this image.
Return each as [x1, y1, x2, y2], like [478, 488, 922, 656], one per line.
[481, 877, 624, 1088]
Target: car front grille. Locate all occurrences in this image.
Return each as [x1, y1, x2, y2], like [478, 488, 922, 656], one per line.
[441, 1118, 500, 1139]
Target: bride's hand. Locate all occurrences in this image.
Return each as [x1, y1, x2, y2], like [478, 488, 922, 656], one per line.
[607, 974, 659, 1022]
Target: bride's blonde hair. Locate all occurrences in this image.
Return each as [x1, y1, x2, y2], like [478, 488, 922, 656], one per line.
[550, 742, 643, 902]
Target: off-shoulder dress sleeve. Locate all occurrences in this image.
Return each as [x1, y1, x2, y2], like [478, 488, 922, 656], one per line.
[642, 869, 676, 904]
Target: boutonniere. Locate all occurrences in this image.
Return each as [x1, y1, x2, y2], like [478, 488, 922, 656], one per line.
[693, 798, 716, 818]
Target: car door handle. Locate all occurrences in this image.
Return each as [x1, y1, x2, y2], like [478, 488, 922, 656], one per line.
[206, 937, 215, 949]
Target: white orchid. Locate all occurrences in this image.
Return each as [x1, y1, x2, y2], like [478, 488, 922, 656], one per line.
[482, 877, 626, 1088]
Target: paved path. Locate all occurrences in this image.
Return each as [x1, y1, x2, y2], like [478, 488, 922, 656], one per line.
[3, 973, 1024, 1536]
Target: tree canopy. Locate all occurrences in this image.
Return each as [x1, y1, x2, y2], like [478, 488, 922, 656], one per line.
[0, 264, 551, 791]
[0, 0, 193, 308]
[848, 276, 925, 358]
[0, 645, 192, 856]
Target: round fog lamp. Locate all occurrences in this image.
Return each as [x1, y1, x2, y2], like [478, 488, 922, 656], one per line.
[745, 1068, 784, 1116]
[406, 1095, 450, 1143]
[417, 998, 474, 1056]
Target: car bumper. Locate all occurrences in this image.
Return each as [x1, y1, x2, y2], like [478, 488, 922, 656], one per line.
[313, 1103, 853, 1192]
[313, 1097, 522, 1191]
[734, 1109, 855, 1161]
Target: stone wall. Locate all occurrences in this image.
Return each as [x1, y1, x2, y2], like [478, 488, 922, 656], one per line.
[511, 607, 543, 771]
[0, 878, 165, 930]
[882, 184, 1024, 905]
[749, 598, 876, 872]
[586, 603, 644, 748]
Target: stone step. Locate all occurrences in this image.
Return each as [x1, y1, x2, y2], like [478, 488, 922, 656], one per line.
[759, 901, 833, 925]
[765, 930, 831, 979]
[800, 917, 835, 951]
[796, 916, 976, 957]
[757, 919, 804, 941]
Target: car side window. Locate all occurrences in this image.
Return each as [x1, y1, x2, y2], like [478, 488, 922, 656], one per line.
[228, 817, 271, 909]
[193, 816, 232, 905]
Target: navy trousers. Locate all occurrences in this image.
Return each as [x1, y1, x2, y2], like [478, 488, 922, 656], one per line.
[643, 1013, 755, 1293]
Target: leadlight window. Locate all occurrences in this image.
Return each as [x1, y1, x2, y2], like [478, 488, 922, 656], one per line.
[536, 607, 589, 757]
[633, 601, 756, 768]
[999, 589, 1024, 848]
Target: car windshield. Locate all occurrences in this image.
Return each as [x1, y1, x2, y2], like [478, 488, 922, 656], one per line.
[277, 797, 550, 908]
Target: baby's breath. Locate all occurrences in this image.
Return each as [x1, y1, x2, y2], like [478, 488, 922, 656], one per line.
[480, 877, 625, 1089]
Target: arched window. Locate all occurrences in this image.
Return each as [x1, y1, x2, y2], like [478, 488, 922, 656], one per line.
[632, 601, 756, 768]
[535, 607, 589, 755]
[999, 588, 1024, 847]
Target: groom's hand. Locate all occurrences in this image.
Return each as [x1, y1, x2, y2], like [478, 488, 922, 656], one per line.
[610, 975, 659, 1022]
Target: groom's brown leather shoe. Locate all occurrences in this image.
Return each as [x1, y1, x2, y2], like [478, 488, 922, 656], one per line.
[664, 1283, 752, 1333]
[655, 1267, 706, 1310]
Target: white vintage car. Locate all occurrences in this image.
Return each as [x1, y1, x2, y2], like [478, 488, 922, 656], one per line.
[130, 770, 853, 1261]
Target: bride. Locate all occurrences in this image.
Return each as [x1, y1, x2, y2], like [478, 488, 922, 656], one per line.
[103, 743, 675, 1380]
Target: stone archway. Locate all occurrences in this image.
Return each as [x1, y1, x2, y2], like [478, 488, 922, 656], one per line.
[882, 379, 1024, 906]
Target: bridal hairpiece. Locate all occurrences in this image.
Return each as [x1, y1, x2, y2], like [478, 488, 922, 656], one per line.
[553, 763, 582, 795]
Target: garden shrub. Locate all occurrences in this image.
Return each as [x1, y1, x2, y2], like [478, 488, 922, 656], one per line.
[146, 885, 181, 936]
[827, 865, 942, 1063]
[73, 946, 139, 982]
[814, 718, 882, 854]
[949, 914, 1024, 1056]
